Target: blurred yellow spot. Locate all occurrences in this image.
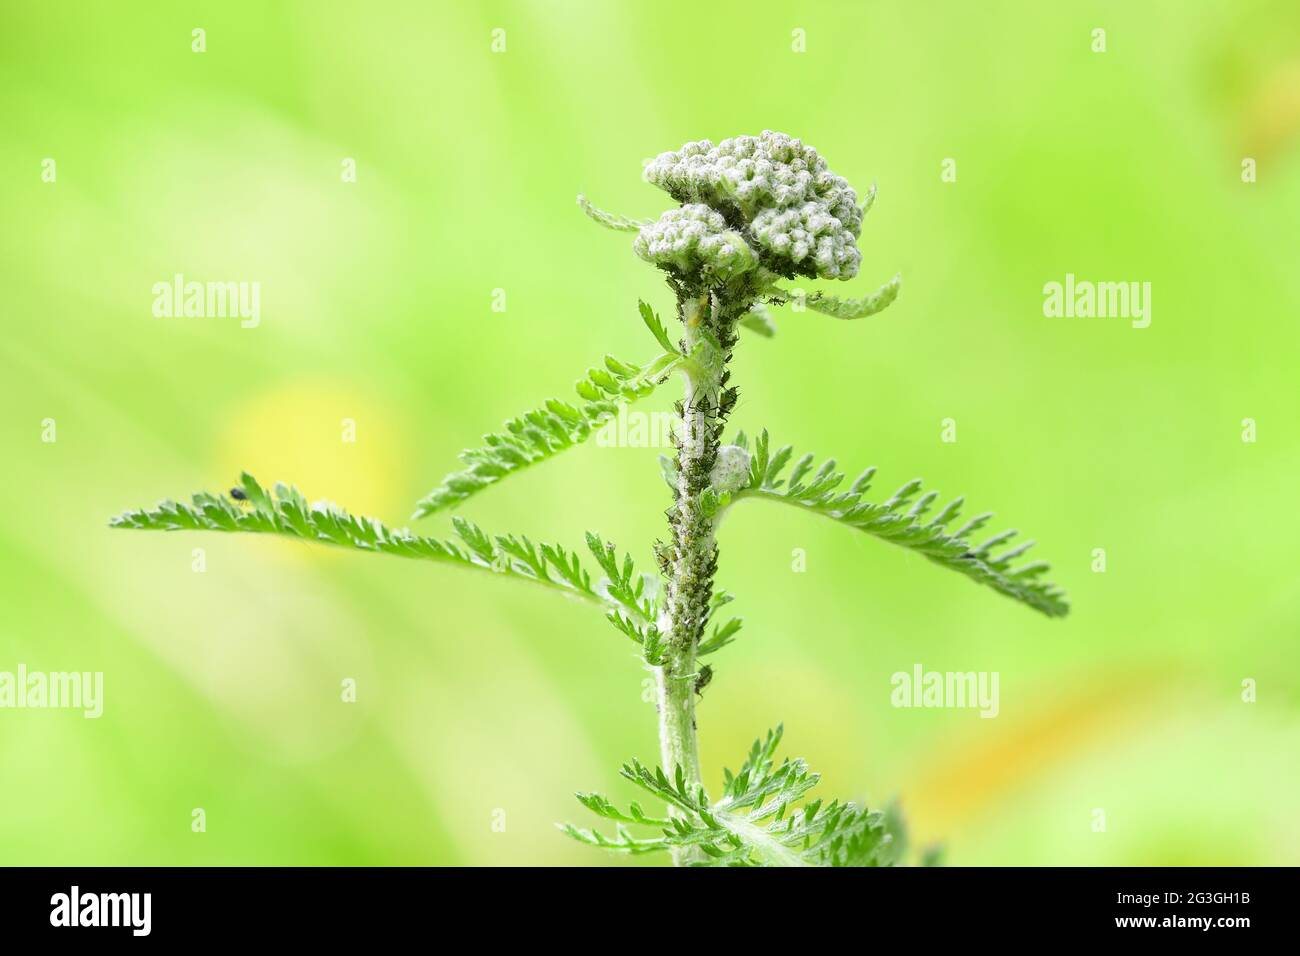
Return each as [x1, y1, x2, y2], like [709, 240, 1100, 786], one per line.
[212, 379, 407, 526]
[907, 663, 1186, 836]
[1243, 60, 1300, 161]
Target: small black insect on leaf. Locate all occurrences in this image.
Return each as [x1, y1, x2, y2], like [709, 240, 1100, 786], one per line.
[229, 487, 248, 501]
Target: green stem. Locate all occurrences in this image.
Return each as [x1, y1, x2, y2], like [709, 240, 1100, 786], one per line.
[655, 284, 746, 865]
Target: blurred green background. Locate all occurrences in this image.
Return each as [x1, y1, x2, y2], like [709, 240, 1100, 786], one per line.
[2, 0, 1297, 866]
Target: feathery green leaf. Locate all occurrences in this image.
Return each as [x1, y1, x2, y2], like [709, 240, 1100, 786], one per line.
[639, 300, 681, 355]
[576, 193, 651, 232]
[698, 616, 742, 656]
[738, 303, 777, 338]
[413, 347, 683, 518]
[562, 725, 894, 866]
[727, 431, 1069, 618]
[111, 475, 656, 620]
[859, 181, 878, 216]
[767, 273, 902, 320]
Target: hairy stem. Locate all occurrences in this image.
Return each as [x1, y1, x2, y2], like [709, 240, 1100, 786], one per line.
[655, 282, 747, 865]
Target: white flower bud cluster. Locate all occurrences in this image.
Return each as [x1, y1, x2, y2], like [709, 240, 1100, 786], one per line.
[643, 131, 863, 280]
[633, 204, 756, 279]
[751, 202, 860, 280]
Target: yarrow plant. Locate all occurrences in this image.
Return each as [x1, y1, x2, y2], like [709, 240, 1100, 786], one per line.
[112, 131, 1068, 867]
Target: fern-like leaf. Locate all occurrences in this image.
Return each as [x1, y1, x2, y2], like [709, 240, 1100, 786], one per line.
[727, 431, 1069, 618]
[585, 530, 670, 664]
[576, 194, 651, 233]
[562, 725, 894, 867]
[111, 474, 657, 622]
[638, 300, 681, 355]
[859, 181, 879, 216]
[738, 303, 777, 338]
[412, 348, 682, 518]
[767, 273, 902, 320]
